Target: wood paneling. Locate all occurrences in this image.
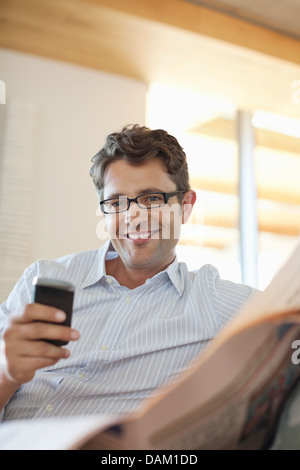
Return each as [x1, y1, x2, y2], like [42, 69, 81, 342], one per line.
[185, 0, 300, 39]
[188, 196, 300, 236]
[84, 0, 300, 64]
[191, 118, 300, 154]
[190, 118, 300, 206]
[1, 0, 300, 120]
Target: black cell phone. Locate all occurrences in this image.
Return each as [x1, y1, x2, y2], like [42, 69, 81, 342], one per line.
[32, 277, 75, 346]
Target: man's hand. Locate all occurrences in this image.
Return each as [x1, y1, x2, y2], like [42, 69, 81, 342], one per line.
[3, 303, 80, 385]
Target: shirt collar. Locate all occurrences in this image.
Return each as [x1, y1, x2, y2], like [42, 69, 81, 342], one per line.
[80, 239, 117, 289]
[81, 239, 184, 295]
[164, 256, 184, 296]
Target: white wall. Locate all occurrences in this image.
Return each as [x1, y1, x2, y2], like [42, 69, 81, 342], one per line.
[0, 49, 147, 301]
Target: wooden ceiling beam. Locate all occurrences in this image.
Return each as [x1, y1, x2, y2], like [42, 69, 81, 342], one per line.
[188, 215, 300, 236]
[1, 0, 300, 120]
[190, 178, 300, 206]
[191, 118, 300, 154]
[85, 0, 300, 66]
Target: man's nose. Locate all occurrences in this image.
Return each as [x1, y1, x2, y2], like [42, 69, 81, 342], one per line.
[124, 202, 146, 223]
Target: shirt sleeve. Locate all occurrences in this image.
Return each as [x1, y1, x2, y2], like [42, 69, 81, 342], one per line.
[0, 265, 38, 422]
[0, 262, 38, 338]
[202, 264, 259, 333]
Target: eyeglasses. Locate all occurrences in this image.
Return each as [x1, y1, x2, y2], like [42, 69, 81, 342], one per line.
[100, 191, 185, 214]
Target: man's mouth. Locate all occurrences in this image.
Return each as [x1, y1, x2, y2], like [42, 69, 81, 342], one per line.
[124, 231, 159, 241]
[128, 232, 150, 240]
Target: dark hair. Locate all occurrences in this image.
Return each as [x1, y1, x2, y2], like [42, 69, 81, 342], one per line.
[89, 124, 191, 200]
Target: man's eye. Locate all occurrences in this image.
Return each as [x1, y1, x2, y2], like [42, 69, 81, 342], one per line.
[139, 195, 160, 205]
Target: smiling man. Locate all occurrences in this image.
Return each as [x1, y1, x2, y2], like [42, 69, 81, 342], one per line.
[0, 124, 255, 421]
[100, 158, 195, 289]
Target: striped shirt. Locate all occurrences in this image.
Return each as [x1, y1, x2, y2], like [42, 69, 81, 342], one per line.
[0, 240, 255, 421]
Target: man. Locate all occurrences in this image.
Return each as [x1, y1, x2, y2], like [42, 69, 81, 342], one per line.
[0, 124, 255, 421]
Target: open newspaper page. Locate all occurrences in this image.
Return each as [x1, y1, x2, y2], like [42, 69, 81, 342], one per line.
[85, 242, 300, 450]
[87, 315, 300, 450]
[0, 414, 121, 450]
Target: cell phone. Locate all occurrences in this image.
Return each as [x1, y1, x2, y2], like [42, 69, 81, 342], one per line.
[32, 276, 75, 346]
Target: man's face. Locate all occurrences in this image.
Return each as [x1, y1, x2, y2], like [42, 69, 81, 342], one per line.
[102, 158, 195, 273]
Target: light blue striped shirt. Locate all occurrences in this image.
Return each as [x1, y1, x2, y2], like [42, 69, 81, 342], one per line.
[0, 240, 255, 421]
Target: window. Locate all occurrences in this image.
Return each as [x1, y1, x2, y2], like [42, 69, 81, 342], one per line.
[147, 85, 300, 289]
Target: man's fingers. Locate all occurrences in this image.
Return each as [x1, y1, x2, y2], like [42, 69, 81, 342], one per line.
[14, 303, 66, 324]
[6, 303, 80, 344]
[15, 321, 79, 343]
[7, 338, 71, 361]
[5, 356, 62, 384]
[3, 302, 80, 385]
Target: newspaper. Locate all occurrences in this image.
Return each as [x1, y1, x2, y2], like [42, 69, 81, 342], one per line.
[0, 242, 300, 450]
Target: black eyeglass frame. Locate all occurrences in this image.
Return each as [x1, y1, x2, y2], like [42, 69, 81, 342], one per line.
[99, 191, 185, 214]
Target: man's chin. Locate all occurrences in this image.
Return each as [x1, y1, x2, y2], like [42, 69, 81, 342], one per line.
[116, 237, 177, 269]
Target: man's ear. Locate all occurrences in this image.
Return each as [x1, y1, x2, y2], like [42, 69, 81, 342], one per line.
[182, 190, 197, 224]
